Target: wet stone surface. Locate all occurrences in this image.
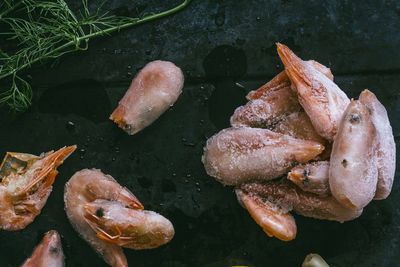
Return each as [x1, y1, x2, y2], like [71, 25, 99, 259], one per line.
[0, 0, 400, 266]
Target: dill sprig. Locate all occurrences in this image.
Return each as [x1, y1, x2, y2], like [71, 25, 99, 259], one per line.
[0, 0, 191, 112]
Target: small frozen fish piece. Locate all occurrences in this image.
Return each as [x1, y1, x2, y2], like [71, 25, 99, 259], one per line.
[232, 61, 335, 129]
[277, 43, 350, 140]
[110, 60, 184, 135]
[330, 100, 377, 210]
[302, 254, 329, 267]
[359, 89, 396, 200]
[202, 127, 324, 185]
[83, 200, 174, 250]
[236, 189, 297, 241]
[240, 180, 362, 223]
[246, 60, 333, 100]
[272, 111, 326, 144]
[287, 161, 330, 196]
[22, 230, 64, 267]
[230, 86, 301, 128]
[0, 146, 76, 230]
[64, 169, 174, 267]
[246, 71, 291, 100]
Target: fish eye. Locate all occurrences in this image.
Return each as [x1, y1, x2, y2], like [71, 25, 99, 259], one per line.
[303, 169, 310, 177]
[96, 207, 104, 217]
[341, 159, 348, 168]
[349, 114, 361, 123]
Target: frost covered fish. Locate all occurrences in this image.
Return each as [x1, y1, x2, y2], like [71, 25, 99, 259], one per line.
[231, 60, 334, 129]
[246, 60, 333, 100]
[22, 230, 64, 267]
[202, 127, 324, 185]
[240, 180, 362, 223]
[246, 70, 291, 100]
[277, 43, 350, 140]
[329, 100, 377, 210]
[236, 179, 362, 241]
[359, 89, 396, 200]
[0, 146, 76, 230]
[236, 189, 297, 241]
[230, 86, 301, 128]
[287, 161, 330, 196]
[64, 169, 174, 267]
[110, 60, 184, 135]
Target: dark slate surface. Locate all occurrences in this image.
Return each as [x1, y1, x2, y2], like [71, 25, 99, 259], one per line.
[0, 0, 400, 266]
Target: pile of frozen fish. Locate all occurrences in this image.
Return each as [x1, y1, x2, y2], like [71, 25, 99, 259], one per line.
[202, 43, 396, 241]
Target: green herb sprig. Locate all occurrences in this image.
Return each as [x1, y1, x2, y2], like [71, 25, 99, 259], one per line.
[0, 0, 191, 112]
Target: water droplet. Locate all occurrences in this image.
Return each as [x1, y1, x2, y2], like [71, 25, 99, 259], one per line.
[197, 188, 201, 192]
[145, 49, 151, 55]
[184, 142, 196, 147]
[112, 157, 116, 161]
[126, 72, 132, 78]
[127, 65, 132, 70]
[186, 174, 191, 178]
[172, 173, 177, 177]
[195, 182, 200, 186]
[78, 148, 85, 159]
[235, 82, 245, 89]
[66, 121, 75, 131]
[256, 16, 261, 21]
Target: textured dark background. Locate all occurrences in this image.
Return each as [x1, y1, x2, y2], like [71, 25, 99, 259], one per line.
[0, 0, 400, 266]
